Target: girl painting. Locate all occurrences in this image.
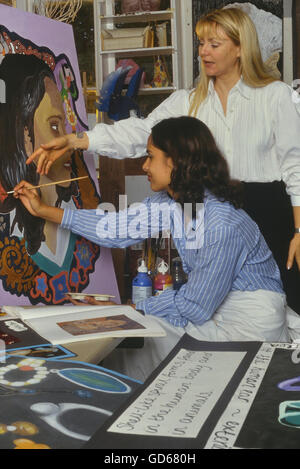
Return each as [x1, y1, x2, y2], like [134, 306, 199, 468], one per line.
[15, 116, 291, 381]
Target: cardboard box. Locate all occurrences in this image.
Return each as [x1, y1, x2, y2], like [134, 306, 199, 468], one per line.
[101, 26, 153, 51]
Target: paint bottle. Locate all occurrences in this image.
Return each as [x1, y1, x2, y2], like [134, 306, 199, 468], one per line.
[132, 260, 152, 304]
[153, 260, 173, 296]
[171, 257, 187, 291]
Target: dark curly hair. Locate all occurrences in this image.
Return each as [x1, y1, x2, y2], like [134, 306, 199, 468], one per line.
[151, 116, 243, 213]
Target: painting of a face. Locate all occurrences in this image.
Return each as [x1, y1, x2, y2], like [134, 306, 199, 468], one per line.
[33, 77, 72, 185]
[57, 315, 146, 335]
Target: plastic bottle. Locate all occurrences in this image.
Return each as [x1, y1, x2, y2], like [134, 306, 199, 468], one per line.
[153, 260, 173, 296]
[132, 260, 152, 304]
[171, 257, 187, 291]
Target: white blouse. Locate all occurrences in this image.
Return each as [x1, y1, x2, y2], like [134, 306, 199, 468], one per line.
[87, 79, 300, 206]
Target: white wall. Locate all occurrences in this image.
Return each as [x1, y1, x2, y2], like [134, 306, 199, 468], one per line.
[178, 0, 194, 90]
[125, 175, 155, 205]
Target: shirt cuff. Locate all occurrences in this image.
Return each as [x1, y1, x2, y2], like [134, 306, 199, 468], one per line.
[136, 295, 188, 328]
[61, 208, 75, 230]
[290, 195, 300, 207]
[86, 128, 119, 157]
[86, 129, 100, 153]
[136, 289, 177, 317]
[135, 300, 147, 313]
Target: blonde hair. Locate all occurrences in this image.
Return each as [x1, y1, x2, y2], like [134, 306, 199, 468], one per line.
[189, 8, 277, 116]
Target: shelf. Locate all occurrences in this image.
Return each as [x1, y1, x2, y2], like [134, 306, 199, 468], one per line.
[86, 87, 174, 96]
[94, 0, 181, 99]
[139, 86, 175, 94]
[100, 10, 173, 24]
[100, 46, 174, 57]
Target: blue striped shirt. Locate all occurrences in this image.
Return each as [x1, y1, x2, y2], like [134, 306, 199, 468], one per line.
[61, 191, 283, 327]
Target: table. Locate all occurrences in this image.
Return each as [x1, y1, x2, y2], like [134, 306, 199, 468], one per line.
[65, 337, 123, 363]
[0, 305, 132, 364]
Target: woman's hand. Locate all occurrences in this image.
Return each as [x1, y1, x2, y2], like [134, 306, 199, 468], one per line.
[287, 234, 300, 271]
[13, 181, 45, 217]
[26, 132, 89, 176]
[26, 135, 72, 175]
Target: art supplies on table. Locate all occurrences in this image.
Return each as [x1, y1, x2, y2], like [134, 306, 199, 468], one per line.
[2, 304, 166, 346]
[171, 257, 187, 291]
[153, 259, 173, 295]
[85, 335, 300, 450]
[132, 260, 152, 304]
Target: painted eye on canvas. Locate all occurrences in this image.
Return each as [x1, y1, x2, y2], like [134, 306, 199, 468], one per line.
[49, 120, 61, 136]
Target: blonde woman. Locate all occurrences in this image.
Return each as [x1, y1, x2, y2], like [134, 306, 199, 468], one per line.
[26, 7, 300, 313]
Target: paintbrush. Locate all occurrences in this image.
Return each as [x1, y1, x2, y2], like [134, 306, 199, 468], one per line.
[5, 175, 89, 195]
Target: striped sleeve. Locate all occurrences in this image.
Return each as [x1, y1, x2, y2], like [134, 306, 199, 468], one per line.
[61, 201, 151, 249]
[61, 192, 171, 248]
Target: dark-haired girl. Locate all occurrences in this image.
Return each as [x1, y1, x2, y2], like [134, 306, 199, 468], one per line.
[14, 116, 290, 381]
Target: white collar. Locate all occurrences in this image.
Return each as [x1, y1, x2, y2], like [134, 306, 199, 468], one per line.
[208, 77, 251, 100]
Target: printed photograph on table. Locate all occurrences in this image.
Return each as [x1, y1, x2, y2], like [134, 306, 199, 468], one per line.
[0, 5, 119, 306]
[0, 355, 141, 449]
[57, 314, 146, 336]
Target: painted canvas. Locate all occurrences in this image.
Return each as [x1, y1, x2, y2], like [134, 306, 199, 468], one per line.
[0, 355, 140, 449]
[0, 5, 119, 305]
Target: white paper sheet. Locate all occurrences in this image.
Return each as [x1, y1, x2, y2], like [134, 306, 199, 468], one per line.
[108, 349, 246, 438]
[2, 304, 107, 320]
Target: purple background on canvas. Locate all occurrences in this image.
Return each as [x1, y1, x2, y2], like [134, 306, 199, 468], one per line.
[0, 5, 120, 304]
